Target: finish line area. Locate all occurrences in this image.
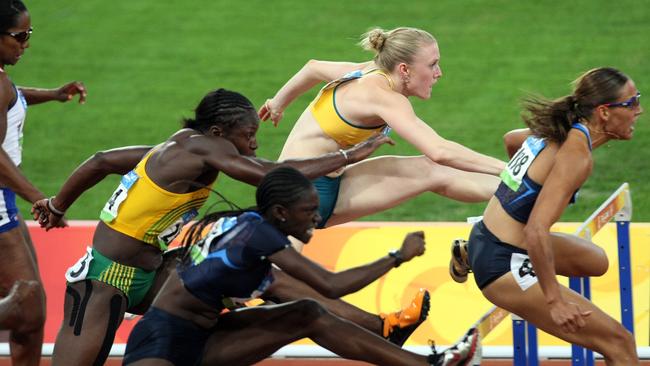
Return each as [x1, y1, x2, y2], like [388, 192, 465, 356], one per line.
[5, 217, 650, 363]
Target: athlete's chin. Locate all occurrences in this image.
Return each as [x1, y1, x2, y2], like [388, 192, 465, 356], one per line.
[296, 229, 314, 243]
[414, 90, 432, 100]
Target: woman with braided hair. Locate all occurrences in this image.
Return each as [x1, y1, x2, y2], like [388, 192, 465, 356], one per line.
[123, 166, 480, 366]
[0, 0, 86, 364]
[32, 88, 390, 366]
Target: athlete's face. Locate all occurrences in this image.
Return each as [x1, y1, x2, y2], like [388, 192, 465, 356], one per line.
[223, 118, 259, 157]
[280, 188, 321, 243]
[601, 80, 643, 140]
[0, 11, 31, 67]
[404, 42, 442, 99]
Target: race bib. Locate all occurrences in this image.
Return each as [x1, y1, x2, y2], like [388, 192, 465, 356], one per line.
[189, 216, 238, 265]
[510, 253, 538, 291]
[65, 247, 94, 283]
[500, 136, 546, 191]
[157, 208, 200, 250]
[100, 171, 139, 222]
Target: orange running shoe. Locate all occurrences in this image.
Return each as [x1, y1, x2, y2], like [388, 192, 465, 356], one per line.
[449, 239, 471, 283]
[380, 288, 430, 346]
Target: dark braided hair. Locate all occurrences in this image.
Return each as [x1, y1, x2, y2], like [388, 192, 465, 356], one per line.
[180, 167, 314, 261]
[522, 67, 629, 143]
[256, 166, 313, 215]
[0, 0, 27, 33]
[182, 88, 258, 134]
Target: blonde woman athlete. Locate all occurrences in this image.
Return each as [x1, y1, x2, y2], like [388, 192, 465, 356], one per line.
[259, 27, 506, 345]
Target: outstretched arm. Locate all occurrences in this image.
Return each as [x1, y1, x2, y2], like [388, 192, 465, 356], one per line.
[524, 130, 593, 333]
[19, 81, 87, 105]
[503, 128, 531, 158]
[269, 231, 425, 298]
[260, 60, 372, 125]
[32, 146, 151, 229]
[376, 91, 506, 175]
[0, 74, 45, 204]
[206, 133, 393, 186]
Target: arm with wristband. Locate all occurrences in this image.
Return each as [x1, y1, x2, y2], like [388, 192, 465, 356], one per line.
[269, 231, 425, 298]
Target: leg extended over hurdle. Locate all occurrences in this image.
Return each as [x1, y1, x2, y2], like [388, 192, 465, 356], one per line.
[513, 183, 634, 365]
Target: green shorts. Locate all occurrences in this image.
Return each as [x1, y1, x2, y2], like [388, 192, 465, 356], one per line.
[312, 175, 342, 229]
[65, 247, 156, 308]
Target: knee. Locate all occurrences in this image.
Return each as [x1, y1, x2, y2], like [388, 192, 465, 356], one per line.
[17, 284, 46, 333]
[600, 325, 637, 361]
[291, 299, 327, 324]
[261, 270, 294, 302]
[589, 247, 609, 277]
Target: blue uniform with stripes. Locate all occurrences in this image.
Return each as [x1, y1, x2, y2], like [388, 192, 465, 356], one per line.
[494, 123, 592, 223]
[178, 211, 290, 311]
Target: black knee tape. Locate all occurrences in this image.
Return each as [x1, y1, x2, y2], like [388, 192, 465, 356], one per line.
[66, 286, 81, 327]
[66, 281, 93, 335]
[93, 294, 123, 366]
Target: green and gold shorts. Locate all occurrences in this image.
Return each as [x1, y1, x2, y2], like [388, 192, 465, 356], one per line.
[65, 246, 156, 308]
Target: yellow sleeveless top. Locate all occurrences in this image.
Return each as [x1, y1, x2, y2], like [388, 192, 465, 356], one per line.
[100, 150, 214, 250]
[310, 69, 393, 147]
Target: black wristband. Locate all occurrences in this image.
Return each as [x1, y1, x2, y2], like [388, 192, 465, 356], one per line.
[388, 249, 403, 268]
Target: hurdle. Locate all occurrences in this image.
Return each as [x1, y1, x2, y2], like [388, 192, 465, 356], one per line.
[512, 182, 633, 365]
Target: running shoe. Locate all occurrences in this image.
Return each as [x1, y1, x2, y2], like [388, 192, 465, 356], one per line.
[427, 327, 481, 366]
[380, 288, 430, 346]
[449, 239, 471, 283]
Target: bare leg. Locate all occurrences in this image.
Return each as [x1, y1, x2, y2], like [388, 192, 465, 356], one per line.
[452, 232, 609, 283]
[328, 155, 499, 226]
[263, 269, 383, 334]
[202, 299, 429, 366]
[52, 280, 127, 366]
[0, 280, 39, 327]
[483, 275, 638, 365]
[0, 223, 46, 366]
[550, 233, 609, 277]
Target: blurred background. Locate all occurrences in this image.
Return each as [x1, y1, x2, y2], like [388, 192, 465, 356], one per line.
[13, 0, 650, 222]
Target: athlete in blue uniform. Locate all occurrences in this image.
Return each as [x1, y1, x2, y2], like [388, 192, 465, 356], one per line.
[123, 167, 481, 366]
[451, 67, 642, 365]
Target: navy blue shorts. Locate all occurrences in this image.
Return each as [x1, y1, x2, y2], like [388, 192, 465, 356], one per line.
[468, 221, 537, 291]
[0, 188, 20, 233]
[123, 307, 210, 366]
[312, 175, 341, 229]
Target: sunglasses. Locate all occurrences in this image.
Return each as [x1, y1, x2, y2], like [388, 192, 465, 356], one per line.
[601, 92, 641, 109]
[2, 27, 32, 43]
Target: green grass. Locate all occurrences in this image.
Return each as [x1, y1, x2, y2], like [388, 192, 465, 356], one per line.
[11, 0, 650, 222]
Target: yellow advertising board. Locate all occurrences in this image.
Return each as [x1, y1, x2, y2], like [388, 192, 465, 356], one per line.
[300, 222, 650, 347]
